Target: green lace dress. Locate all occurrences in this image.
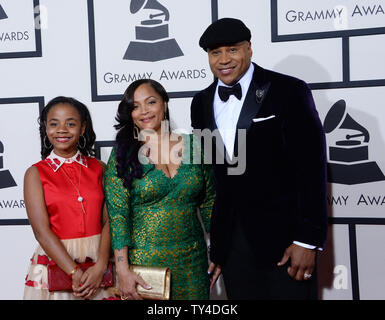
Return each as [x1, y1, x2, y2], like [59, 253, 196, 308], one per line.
[104, 134, 215, 299]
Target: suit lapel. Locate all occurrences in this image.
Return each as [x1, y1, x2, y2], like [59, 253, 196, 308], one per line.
[236, 63, 270, 132]
[234, 64, 271, 157]
[204, 81, 218, 132]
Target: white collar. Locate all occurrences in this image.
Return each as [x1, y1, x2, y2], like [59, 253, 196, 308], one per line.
[44, 150, 88, 172]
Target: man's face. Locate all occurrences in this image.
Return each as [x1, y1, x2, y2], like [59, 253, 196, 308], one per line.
[207, 41, 252, 86]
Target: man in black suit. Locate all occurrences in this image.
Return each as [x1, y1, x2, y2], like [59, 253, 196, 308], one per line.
[190, 18, 328, 299]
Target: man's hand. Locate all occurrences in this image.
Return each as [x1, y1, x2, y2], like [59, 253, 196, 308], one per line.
[277, 243, 316, 281]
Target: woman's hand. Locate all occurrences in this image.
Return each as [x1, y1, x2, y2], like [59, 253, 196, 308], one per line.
[208, 262, 222, 290]
[72, 263, 105, 299]
[71, 268, 85, 296]
[117, 267, 152, 300]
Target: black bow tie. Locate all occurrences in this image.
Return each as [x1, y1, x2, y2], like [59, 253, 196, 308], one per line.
[218, 83, 242, 102]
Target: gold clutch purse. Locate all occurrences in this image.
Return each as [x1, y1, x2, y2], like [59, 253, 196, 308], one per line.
[110, 265, 171, 300]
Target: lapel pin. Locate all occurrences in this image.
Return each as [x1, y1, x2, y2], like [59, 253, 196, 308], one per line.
[256, 89, 265, 103]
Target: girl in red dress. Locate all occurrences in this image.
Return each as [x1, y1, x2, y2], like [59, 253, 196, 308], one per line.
[23, 97, 114, 300]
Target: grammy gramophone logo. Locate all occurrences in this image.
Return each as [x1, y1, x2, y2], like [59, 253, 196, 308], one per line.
[0, 3, 7, 20]
[324, 99, 385, 185]
[0, 140, 17, 189]
[124, 0, 184, 62]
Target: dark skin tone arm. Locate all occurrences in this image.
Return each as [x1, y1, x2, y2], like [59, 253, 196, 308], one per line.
[277, 244, 316, 281]
[114, 247, 151, 300]
[207, 261, 222, 290]
[24, 166, 84, 290]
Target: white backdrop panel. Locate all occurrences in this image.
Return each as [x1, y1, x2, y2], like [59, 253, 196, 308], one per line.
[314, 87, 385, 218]
[356, 225, 385, 299]
[0, 226, 36, 299]
[350, 34, 385, 81]
[218, 0, 343, 84]
[275, 0, 385, 35]
[92, 0, 212, 97]
[168, 97, 192, 133]
[318, 224, 352, 300]
[0, 102, 41, 220]
[0, 0, 37, 53]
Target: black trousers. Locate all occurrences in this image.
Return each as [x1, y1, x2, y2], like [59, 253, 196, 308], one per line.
[221, 216, 318, 300]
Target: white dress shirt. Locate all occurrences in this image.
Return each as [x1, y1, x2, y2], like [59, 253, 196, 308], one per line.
[214, 63, 254, 160]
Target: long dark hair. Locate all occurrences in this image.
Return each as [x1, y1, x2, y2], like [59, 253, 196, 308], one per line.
[39, 96, 96, 159]
[115, 79, 170, 189]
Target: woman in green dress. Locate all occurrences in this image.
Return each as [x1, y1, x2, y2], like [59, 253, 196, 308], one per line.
[104, 79, 216, 300]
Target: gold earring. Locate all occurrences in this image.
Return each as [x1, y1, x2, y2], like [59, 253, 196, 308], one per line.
[77, 135, 86, 149]
[133, 125, 139, 139]
[43, 136, 52, 149]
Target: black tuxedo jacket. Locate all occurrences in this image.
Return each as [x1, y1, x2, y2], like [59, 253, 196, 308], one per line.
[191, 63, 328, 267]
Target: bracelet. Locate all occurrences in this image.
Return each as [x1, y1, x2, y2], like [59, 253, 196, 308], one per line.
[68, 265, 80, 279]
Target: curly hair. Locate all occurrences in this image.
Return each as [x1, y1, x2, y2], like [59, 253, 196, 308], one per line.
[114, 79, 170, 189]
[38, 96, 96, 159]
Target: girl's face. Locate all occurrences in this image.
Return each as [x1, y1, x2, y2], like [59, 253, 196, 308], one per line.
[131, 83, 167, 134]
[45, 103, 86, 157]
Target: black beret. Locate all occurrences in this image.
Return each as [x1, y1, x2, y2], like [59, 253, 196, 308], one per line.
[199, 18, 251, 51]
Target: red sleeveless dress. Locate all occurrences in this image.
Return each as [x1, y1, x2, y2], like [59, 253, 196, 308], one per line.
[23, 152, 114, 300]
[33, 155, 103, 239]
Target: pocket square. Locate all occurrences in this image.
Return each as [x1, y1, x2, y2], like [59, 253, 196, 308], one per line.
[252, 115, 276, 123]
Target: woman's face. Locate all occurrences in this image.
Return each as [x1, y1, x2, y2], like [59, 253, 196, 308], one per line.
[131, 83, 167, 134]
[45, 103, 86, 157]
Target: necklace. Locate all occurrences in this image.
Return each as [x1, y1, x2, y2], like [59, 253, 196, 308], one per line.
[61, 165, 85, 214]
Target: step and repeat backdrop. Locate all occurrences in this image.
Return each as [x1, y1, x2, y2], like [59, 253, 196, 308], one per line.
[0, 0, 384, 300]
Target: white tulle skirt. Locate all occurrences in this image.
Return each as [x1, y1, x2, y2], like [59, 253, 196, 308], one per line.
[23, 234, 117, 300]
